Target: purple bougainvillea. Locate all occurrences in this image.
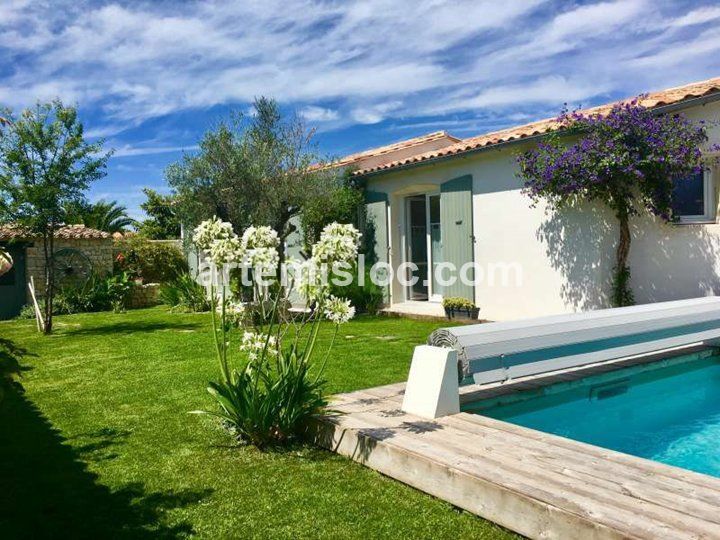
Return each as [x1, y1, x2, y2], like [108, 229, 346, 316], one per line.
[517, 98, 711, 306]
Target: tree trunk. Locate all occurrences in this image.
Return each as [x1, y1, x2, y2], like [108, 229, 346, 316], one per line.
[612, 213, 634, 307]
[42, 231, 54, 334]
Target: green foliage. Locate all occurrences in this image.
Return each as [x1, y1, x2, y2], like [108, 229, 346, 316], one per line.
[16, 303, 40, 320]
[137, 188, 180, 239]
[204, 349, 329, 448]
[159, 273, 211, 312]
[56, 272, 134, 314]
[166, 98, 345, 254]
[114, 236, 187, 283]
[64, 199, 135, 233]
[0, 100, 111, 333]
[442, 297, 476, 311]
[300, 171, 364, 249]
[197, 290, 335, 448]
[330, 266, 384, 315]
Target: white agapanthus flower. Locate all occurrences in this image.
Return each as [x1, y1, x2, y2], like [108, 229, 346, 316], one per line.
[297, 258, 330, 301]
[323, 295, 355, 324]
[240, 331, 279, 361]
[193, 216, 235, 250]
[216, 300, 246, 325]
[208, 235, 243, 265]
[245, 246, 279, 271]
[312, 223, 361, 265]
[240, 226, 280, 271]
[241, 226, 279, 250]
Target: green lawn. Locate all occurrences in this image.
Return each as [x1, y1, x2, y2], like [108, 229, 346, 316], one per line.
[0, 308, 516, 539]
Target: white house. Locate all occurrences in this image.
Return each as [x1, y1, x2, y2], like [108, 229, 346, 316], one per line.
[338, 76, 720, 321]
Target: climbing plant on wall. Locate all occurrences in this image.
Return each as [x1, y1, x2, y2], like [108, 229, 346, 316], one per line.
[517, 99, 710, 306]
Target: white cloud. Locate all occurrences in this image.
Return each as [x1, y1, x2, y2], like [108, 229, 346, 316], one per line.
[300, 106, 339, 122]
[112, 144, 199, 158]
[428, 77, 610, 116]
[628, 27, 720, 69]
[0, 0, 719, 136]
[670, 6, 720, 28]
[0, 0, 545, 123]
[351, 101, 403, 124]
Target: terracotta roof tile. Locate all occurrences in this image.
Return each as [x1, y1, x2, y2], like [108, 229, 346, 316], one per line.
[353, 76, 720, 176]
[0, 224, 111, 241]
[311, 130, 461, 172]
[332, 130, 460, 167]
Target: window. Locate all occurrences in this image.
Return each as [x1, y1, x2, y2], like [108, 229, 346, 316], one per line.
[671, 169, 715, 222]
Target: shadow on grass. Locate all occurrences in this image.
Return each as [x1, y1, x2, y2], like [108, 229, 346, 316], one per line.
[61, 320, 203, 337]
[0, 385, 212, 538]
[0, 337, 35, 402]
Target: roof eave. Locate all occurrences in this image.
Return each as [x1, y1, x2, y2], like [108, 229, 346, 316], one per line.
[358, 91, 720, 180]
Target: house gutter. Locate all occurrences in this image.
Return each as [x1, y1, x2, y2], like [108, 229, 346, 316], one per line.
[358, 92, 720, 180]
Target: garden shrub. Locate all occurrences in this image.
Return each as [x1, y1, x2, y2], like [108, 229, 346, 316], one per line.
[159, 273, 211, 312]
[114, 236, 187, 283]
[329, 265, 383, 315]
[18, 272, 134, 316]
[56, 272, 134, 313]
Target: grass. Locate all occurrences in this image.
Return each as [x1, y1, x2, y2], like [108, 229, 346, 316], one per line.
[0, 308, 516, 539]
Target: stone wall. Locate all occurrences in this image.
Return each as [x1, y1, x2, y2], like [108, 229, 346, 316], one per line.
[25, 238, 114, 299]
[128, 283, 161, 309]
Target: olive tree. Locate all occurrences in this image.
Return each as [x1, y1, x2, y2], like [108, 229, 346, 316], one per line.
[167, 98, 352, 261]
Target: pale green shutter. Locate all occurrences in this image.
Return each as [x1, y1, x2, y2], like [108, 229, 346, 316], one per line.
[440, 175, 474, 301]
[364, 191, 390, 303]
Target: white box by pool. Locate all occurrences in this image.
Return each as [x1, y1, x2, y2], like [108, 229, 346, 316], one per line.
[315, 298, 720, 539]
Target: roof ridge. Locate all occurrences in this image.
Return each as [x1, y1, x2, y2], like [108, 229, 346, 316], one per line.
[333, 130, 459, 166]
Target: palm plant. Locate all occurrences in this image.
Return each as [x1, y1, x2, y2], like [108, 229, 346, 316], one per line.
[65, 200, 136, 233]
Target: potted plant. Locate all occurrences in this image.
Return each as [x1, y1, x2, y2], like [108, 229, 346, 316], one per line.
[442, 297, 479, 320]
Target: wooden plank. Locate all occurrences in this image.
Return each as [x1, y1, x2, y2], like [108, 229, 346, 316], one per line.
[28, 276, 44, 332]
[320, 388, 720, 539]
[443, 415, 720, 517]
[315, 416, 627, 540]
[459, 413, 720, 494]
[336, 406, 719, 538]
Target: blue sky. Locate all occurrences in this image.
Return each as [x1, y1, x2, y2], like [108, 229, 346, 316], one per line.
[2, 0, 720, 219]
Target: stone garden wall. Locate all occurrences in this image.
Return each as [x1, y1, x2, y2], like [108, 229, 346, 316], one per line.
[25, 238, 114, 300]
[128, 283, 161, 309]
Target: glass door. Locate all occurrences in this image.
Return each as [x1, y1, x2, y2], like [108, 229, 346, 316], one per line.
[405, 196, 429, 300]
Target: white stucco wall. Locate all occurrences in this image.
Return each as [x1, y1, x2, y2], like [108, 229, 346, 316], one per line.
[365, 99, 720, 321]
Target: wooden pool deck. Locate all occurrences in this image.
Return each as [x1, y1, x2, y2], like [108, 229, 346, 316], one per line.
[315, 355, 720, 539]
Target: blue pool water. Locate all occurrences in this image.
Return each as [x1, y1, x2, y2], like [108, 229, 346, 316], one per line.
[467, 355, 720, 477]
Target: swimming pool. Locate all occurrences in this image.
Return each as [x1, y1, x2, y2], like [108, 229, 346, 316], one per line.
[466, 352, 720, 478]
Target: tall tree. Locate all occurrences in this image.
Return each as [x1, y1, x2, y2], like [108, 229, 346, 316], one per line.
[136, 188, 180, 239]
[65, 199, 135, 233]
[517, 100, 709, 306]
[167, 98, 344, 259]
[0, 101, 111, 333]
